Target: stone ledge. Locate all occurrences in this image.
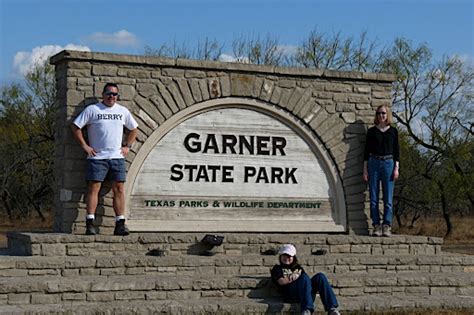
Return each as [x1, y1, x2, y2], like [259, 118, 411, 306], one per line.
[6, 232, 444, 257]
[50, 50, 396, 82]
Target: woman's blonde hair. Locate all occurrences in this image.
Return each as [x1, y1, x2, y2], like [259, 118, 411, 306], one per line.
[373, 105, 393, 125]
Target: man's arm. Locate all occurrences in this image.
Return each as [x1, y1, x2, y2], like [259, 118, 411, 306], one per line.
[121, 128, 138, 156]
[71, 123, 96, 157]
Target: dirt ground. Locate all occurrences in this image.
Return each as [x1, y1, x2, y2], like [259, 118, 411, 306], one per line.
[1, 213, 473, 255]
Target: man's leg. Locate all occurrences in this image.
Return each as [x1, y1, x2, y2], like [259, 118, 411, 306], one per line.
[85, 159, 109, 235]
[85, 181, 102, 235]
[109, 159, 129, 236]
[111, 181, 129, 236]
[112, 181, 125, 216]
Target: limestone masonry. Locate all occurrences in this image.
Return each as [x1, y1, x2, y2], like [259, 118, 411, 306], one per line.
[50, 50, 395, 235]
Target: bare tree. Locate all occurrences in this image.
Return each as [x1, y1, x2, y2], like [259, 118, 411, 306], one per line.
[381, 38, 474, 235]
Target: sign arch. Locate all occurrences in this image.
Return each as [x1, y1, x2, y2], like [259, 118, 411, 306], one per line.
[125, 97, 346, 232]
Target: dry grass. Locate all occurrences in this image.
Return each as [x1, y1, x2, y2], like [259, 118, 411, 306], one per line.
[393, 215, 474, 243]
[345, 309, 474, 315]
[393, 215, 474, 255]
[0, 212, 54, 248]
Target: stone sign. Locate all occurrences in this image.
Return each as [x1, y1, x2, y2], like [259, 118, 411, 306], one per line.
[50, 50, 395, 234]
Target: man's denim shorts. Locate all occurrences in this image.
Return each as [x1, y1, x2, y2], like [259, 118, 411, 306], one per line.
[86, 159, 126, 182]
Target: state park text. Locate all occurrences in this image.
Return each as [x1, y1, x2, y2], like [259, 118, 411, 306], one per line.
[169, 133, 298, 184]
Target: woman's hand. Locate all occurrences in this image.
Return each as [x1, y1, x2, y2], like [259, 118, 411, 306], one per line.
[363, 170, 369, 182]
[393, 167, 399, 180]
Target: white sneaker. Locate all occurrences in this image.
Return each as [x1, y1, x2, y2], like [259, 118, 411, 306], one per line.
[329, 308, 341, 315]
[372, 225, 382, 237]
[301, 310, 312, 315]
[382, 224, 392, 237]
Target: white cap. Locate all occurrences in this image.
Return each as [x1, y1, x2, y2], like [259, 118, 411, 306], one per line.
[278, 244, 296, 256]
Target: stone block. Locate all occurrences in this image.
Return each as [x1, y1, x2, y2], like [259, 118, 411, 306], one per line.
[351, 244, 371, 254]
[338, 288, 361, 296]
[166, 291, 201, 300]
[59, 293, 86, 302]
[62, 269, 79, 277]
[260, 80, 274, 101]
[41, 244, 66, 256]
[145, 291, 167, 300]
[31, 293, 61, 304]
[199, 79, 210, 100]
[325, 83, 352, 93]
[220, 76, 231, 97]
[167, 81, 187, 110]
[330, 244, 351, 254]
[162, 68, 185, 77]
[185, 70, 206, 78]
[176, 79, 194, 106]
[92, 65, 117, 76]
[115, 291, 146, 300]
[67, 90, 85, 106]
[8, 293, 30, 305]
[430, 287, 457, 295]
[231, 74, 255, 96]
[188, 79, 203, 102]
[86, 292, 115, 302]
[0, 269, 27, 277]
[68, 69, 91, 77]
[156, 82, 179, 113]
[148, 95, 172, 119]
[209, 78, 221, 98]
[126, 69, 151, 79]
[137, 83, 158, 97]
[80, 268, 100, 276]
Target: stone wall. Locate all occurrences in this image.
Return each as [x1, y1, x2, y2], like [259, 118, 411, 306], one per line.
[50, 50, 394, 235]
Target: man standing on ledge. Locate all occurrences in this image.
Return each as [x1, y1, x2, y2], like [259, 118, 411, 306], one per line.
[71, 83, 138, 236]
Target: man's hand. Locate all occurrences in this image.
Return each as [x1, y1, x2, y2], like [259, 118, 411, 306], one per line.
[82, 144, 97, 157]
[121, 146, 130, 156]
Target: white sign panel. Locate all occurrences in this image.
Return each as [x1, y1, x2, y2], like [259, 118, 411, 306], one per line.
[129, 107, 339, 230]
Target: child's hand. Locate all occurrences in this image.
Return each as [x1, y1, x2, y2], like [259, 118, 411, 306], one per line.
[289, 273, 300, 282]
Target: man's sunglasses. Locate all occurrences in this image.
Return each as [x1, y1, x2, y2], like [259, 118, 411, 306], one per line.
[104, 92, 119, 97]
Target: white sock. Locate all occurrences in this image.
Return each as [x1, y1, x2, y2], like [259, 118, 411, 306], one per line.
[116, 215, 125, 222]
[86, 214, 95, 220]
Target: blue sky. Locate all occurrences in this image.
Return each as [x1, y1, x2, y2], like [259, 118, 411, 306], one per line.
[0, 0, 472, 84]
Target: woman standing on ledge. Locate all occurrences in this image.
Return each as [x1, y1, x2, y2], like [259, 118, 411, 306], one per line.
[363, 105, 400, 237]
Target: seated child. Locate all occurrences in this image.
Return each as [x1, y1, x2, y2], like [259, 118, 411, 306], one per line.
[270, 244, 341, 315]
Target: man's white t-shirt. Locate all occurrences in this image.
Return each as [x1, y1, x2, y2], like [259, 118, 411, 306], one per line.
[73, 102, 138, 160]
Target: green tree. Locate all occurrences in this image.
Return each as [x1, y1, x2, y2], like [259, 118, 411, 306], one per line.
[0, 62, 56, 221]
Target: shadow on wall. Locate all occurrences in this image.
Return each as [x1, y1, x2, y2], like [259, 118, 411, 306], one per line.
[341, 119, 369, 235]
[58, 97, 113, 234]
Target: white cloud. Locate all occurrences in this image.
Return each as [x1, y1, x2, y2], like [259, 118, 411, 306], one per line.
[218, 54, 250, 63]
[85, 29, 139, 47]
[13, 44, 90, 76]
[277, 45, 298, 56]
